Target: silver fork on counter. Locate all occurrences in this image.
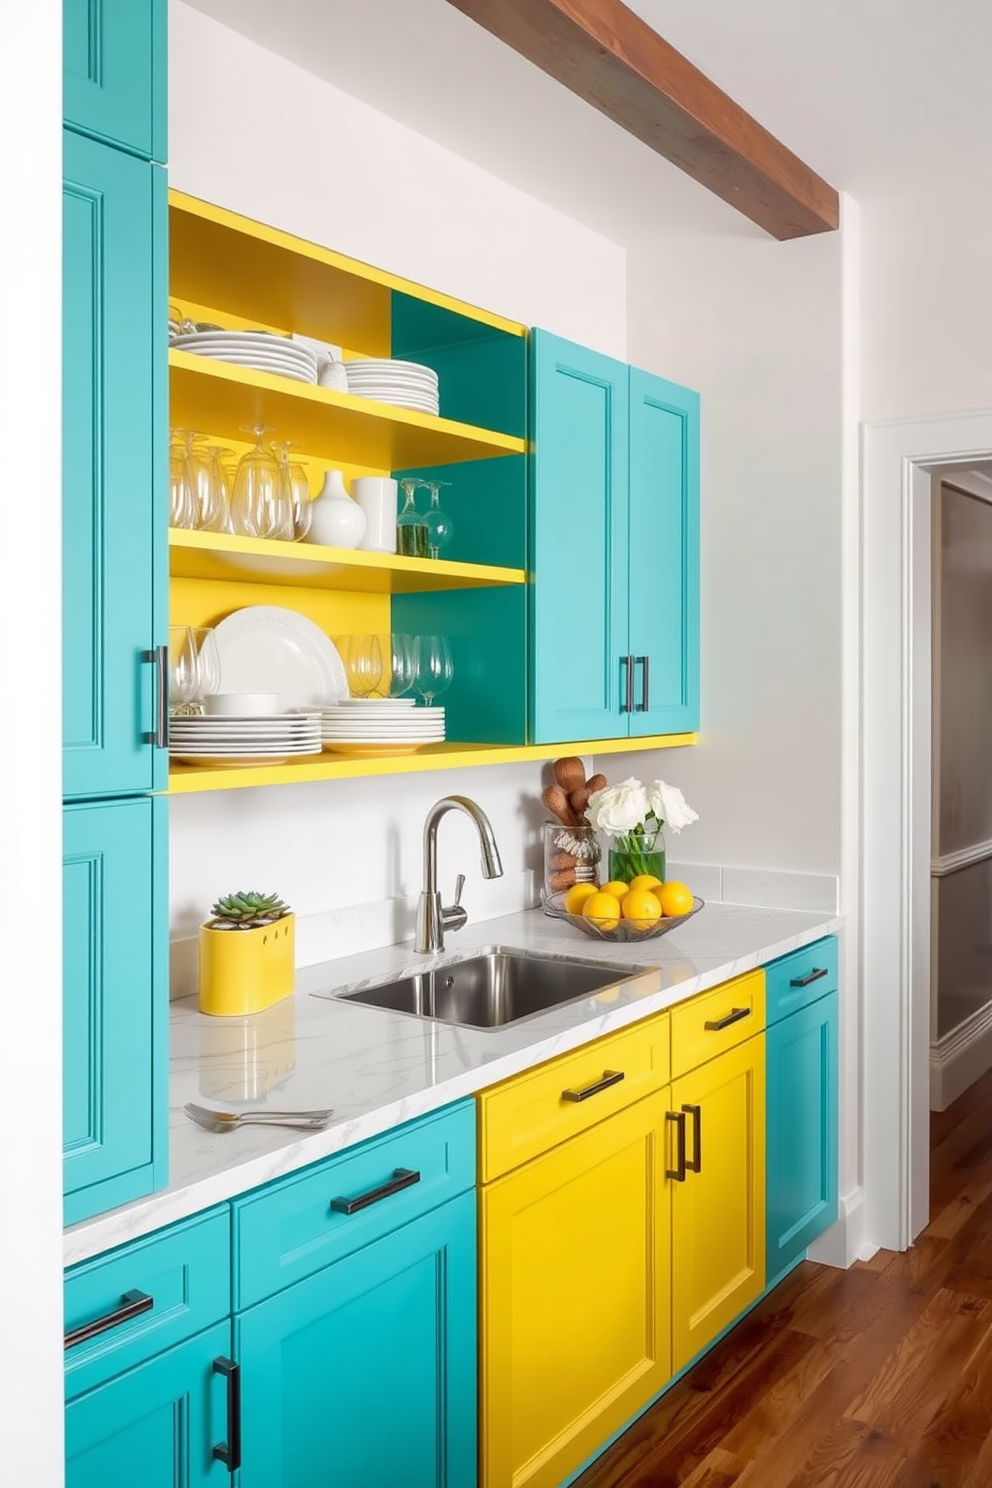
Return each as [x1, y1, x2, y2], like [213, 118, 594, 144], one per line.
[184, 1103, 333, 1133]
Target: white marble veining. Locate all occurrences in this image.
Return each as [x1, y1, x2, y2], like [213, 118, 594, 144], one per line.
[64, 902, 841, 1265]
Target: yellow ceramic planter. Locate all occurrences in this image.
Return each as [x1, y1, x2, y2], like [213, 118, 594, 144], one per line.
[198, 914, 296, 1016]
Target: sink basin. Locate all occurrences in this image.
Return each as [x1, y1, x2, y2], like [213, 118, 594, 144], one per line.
[334, 946, 643, 1030]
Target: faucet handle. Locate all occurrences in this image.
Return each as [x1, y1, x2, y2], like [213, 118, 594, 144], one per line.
[452, 873, 466, 908]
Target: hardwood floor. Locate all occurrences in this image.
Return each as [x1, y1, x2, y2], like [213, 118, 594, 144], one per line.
[575, 1066, 992, 1488]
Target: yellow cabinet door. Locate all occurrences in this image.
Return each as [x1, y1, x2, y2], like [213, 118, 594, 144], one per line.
[670, 1034, 765, 1373]
[480, 1091, 672, 1488]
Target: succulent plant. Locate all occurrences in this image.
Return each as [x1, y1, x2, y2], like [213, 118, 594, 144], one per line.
[209, 890, 291, 930]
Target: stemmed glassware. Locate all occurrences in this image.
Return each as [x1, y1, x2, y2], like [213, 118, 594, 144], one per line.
[190, 628, 222, 707]
[423, 480, 454, 559]
[168, 625, 199, 713]
[168, 430, 204, 530]
[230, 425, 292, 540]
[334, 634, 384, 698]
[272, 440, 313, 541]
[203, 447, 234, 533]
[413, 635, 453, 706]
[396, 478, 428, 557]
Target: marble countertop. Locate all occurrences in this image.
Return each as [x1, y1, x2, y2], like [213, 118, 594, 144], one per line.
[65, 901, 841, 1265]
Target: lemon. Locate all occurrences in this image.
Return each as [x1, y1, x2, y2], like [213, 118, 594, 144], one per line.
[600, 879, 630, 900]
[657, 881, 694, 918]
[629, 874, 663, 893]
[582, 891, 622, 932]
[563, 882, 599, 916]
[622, 887, 663, 931]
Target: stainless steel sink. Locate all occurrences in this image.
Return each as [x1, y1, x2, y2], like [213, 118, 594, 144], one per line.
[334, 946, 643, 1030]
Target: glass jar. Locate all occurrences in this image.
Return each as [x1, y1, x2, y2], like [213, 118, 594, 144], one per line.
[542, 822, 601, 909]
[608, 827, 665, 886]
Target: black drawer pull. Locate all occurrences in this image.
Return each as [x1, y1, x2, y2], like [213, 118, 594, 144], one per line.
[789, 967, 829, 988]
[666, 1109, 687, 1181]
[212, 1357, 242, 1472]
[683, 1103, 702, 1173]
[331, 1167, 421, 1215]
[64, 1289, 154, 1350]
[562, 1070, 625, 1103]
[704, 1006, 752, 1032]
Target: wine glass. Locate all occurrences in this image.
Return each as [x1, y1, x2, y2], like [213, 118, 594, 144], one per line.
[190, 627, 222, 708]
[387, 634, 418, 697]
[396, 478, 428, 557]
[272, 441, 313, 541]
[201, 446, 234, 534]
[230, 425, 291, 540]
[414, 635, 453, 707]
[334, 634, 384, 698]
[423, 480, 454, 560]
[168, 430, 198, 529]
[168, 625, 198, 713]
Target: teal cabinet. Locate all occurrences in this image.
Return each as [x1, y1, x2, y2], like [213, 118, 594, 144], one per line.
[237, 1189, 477, 1488]
[530, 331, 699, 743]
[766, 940, 839, 1284]
[62, 127, 167, 801]
[63, 796, 167, 1225]
[63, 0, 167, 161]
[65, 1321, 233, 1488]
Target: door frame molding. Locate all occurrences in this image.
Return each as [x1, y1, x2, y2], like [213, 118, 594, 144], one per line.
[862, 408, 992, 1250]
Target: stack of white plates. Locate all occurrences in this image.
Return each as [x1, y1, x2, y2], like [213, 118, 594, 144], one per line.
[172, 331, 319, 386]
[344, 359, 439, 415]
[169, 712, 322, 767]
[318, 698, 446, 757]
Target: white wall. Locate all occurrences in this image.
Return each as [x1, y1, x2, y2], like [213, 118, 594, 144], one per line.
[0, 2, 65, 1481]
[167, 1, 628, 975]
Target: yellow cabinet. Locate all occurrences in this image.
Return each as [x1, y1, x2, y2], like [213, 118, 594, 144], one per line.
[480, 1090, 672, 1488]
[670, 1033, 766, 1371]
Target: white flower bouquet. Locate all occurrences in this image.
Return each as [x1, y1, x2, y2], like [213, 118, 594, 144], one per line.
[587, 777, 698, 883]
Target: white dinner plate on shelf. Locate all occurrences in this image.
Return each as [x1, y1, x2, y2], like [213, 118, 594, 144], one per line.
[345, 358, 437, 378]
[335, 697, 418, 708]
[212, 607, 348, 710]
[169, 745, 322, 759]
[173, 331, 317, 359]
[181, 352, 318, 385]
[190, 349, 318, 372]
[346, 375, 439, 392]
[171, 754, 296, 768]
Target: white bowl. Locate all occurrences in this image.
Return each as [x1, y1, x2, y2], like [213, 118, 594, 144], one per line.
[204, 692, 279, 717]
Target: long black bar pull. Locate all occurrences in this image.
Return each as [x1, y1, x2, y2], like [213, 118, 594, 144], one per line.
[212, 1357, 242, 1472]
[64, 1289, 154, 1350]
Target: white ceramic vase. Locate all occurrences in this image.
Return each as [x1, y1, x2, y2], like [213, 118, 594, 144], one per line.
[352, 476, 398, 553]
[306, 470, 367, 549]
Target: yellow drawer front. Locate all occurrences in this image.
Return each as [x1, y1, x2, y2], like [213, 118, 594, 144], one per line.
[479, 1015, 670, 1183]
[480, 1090, 672, 1488]
[670, 970, 766, 1079]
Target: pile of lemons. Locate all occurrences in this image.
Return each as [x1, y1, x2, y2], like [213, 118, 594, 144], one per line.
[563, 875, 694, 932]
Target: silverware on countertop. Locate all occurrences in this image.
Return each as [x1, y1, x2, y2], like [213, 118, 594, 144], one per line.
[184, 1102, 333, 1133]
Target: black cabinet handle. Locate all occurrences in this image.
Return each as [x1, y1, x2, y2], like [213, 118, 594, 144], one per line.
[561, 1070, 625, 1103]
[789, 967, 829, 988]
[331, 1167, 420, 1215]
[620, 655, 634, 714]
[64, 1289, 154, 1350]
[634, 655, 650, 712]
[683, 1103, 702, 1173]
[142, 645, 168, 749]
[212, 1357, 242, 1472]
[666, 1109, 687, 1181]
[704, 1006, 752, 1032]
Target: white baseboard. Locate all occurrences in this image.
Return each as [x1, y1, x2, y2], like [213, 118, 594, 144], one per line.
[929, 999, 992, 1111]
[806, 1186, 875, 1268]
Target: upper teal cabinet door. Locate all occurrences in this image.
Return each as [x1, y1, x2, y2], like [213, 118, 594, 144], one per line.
[237, 1190, 477, 1488]
[627, 369, 700, 735]
[530, 330, 629, 743]
[63, 129, 167, 800]
[63, 0, 167, 161]
[65, 1321, 232, 1488]
[63, 796, 167, 1225]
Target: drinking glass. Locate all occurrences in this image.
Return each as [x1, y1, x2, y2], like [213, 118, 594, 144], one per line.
[168, 431, 198, 529]
[273, 441, 313, 541]
[230, 425, 290, 540]
[396, 478, 428, 557]
[190, 627, 222, 707]
[387, 634, 418, 697]
[414, 635, 453, 706]
[172, 430, 213, 531]
[168, 625, 198, 713]
[201, 446, 234, 533]
[334, 634, 384, 698]
[423, 480, 454, 559]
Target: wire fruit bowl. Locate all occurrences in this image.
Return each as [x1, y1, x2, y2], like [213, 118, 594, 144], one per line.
[542, 893, 705, 943]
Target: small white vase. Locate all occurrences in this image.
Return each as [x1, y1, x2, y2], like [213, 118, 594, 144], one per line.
[352, 476, 398, 553]
[306, 470, 367, 549]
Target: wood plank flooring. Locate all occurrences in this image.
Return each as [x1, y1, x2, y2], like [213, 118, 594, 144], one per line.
[575, 1065, 992, 1488]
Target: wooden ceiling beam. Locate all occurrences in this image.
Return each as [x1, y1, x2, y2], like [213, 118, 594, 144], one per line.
[445, 0, 839, 240]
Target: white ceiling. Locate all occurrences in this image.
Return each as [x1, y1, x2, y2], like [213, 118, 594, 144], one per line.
[181, 0, 992, 242]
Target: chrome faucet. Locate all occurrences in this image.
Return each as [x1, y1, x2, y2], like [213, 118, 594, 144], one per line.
[415, 796, 504, 954]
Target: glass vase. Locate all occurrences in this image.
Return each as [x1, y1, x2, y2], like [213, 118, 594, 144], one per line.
[542, 822, 601, 909]
[608, 829, 666, 885]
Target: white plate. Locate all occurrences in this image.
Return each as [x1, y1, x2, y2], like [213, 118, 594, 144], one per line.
[172, 754, 297, 767]
[335, 697, 417, 708]
[169, 743, 322, 757]
[212, 607, 348, 710]
[346, 375, 439, 390]
[184, 351, 319, 384]
[173, 331, 317, 360]
[319, 728, 446, 740]
[189, 349, 318, 372]
[345, 358, 437, 378]
[170, 730, 322, 744]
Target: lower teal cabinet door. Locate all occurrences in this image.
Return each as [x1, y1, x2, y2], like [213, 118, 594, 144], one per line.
[63, 796, 167, 1225]
[65, 1321, 233, 1488]
[237, 1189, 477, 1488]
[766, 991, 838, 1283]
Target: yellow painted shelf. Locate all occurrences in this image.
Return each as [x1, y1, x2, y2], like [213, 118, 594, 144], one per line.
[169, 189, 527, 352]
[169, 529, 526, 594]
[170, 351, 526, 471]
[168, 734, 698, 795]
